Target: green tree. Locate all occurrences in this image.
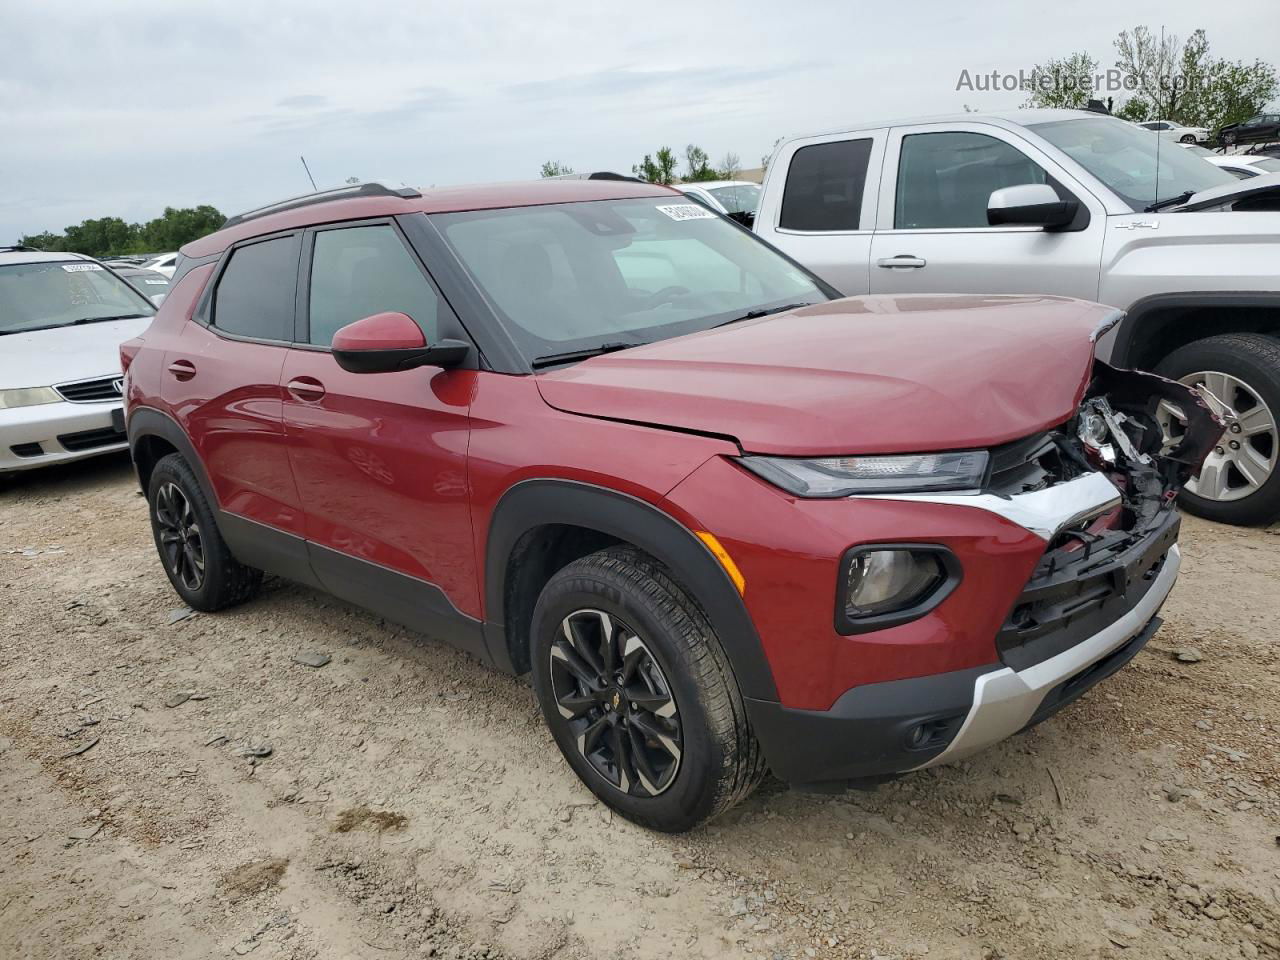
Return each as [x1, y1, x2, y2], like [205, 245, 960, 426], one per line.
[683, 144, 716, 181]
[1173, 30, 1278, 129]
[18, 204, 225, 259]
[1020, 51, 1099, 109]
[19, 231, 66, 251]
[539, 161, 574, 178]
[632, 147, 678, 185]
[136, 206, 225, 252]
[1115, 26, 1185, 119]
[717, 152, 742, 180]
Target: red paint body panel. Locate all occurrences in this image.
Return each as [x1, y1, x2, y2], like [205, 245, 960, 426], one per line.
[663, 456, 1045, 710]
[279, 350, 480, 616]
[539, 295, 1114, 455]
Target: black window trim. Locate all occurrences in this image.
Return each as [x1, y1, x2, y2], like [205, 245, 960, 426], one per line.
[195, 228, 302, 348]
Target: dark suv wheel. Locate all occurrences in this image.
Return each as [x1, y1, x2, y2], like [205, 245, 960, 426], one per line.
[147, 453, 262, 610]
[1155, 333, 1280, 526]
[529, 547, 766, 832]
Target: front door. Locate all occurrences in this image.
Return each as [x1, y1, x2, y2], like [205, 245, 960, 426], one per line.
[868, 124, 1105, 300]
[280, 220, 482, 651]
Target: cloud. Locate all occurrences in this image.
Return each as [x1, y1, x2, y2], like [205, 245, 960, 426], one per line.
[276, 94, 330, 110]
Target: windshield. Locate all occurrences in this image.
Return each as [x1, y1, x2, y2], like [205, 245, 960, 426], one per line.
[0, 260, 155, 334]
[708, 184, 761, 215]
[1029, 116, 1237, 211]
[432, 197, 826, 363]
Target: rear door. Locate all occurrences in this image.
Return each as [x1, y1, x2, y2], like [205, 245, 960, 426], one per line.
[279, 218, 483, 650]
[161, 231, 305, 536]
[867, 123, 1105, 300]
[755, 130, 886, 295]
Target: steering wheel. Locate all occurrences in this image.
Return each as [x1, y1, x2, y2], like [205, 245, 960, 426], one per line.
[639, 285, 691, 309]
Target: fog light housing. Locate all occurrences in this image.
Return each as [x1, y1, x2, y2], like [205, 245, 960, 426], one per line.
[836, 545, 960, 634]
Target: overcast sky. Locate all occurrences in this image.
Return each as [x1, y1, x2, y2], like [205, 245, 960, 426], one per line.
[3, 0, 1278, 244]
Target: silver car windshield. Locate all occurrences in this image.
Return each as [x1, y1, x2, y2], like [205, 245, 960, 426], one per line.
[0, 261, 155, 334]
[1029, 117, 1237, 211]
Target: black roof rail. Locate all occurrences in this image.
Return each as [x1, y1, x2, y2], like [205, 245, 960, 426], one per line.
[1, 244, 38, 252]
[587, 171, 645, 183]
[220, 181, 422, 230]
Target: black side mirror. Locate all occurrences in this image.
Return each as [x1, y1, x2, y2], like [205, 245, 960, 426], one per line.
[987, 184, 1078, 229]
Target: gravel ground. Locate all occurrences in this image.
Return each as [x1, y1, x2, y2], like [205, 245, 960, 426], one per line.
[2, 452, 1278, 960]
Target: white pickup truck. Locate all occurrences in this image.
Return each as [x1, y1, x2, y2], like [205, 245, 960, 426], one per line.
[754, 108, 1280, 526]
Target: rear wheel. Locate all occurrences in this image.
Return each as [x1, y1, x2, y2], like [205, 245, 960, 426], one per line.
[1155, 333, 1280, 525]
[1179, 133, 1197, 144]
[147, 453, 262, 610]
[530, 547, 765, 832]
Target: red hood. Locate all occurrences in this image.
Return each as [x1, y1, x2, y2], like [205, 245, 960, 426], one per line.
[536, 295, 1117, 455]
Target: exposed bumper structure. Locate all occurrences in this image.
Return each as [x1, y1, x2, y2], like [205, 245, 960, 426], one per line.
[913, 541, 1179, 770]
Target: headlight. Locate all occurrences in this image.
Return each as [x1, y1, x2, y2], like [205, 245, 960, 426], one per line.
[837, 545, 959, 633]
[0, 387, 61, 410]
[739, 450, 988, 497]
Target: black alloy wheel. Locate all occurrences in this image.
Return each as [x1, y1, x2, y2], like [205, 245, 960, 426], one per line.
[548, 608, 683, 797]
[154, 481, 205, 591]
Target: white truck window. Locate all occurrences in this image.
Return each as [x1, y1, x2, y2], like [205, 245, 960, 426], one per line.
[894, 132, 1048, 230]
[779, 139, 873, 232]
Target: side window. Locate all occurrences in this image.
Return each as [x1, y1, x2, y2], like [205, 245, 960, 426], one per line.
[307, 225, 439, 347]
[779, 138, 873, 232]
[895, 132, 1050, 230]
[212, 236, 298, 341]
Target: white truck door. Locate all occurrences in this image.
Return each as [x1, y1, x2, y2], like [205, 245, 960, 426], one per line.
[868, 123, 1105, 299]
[755, 129, 886, 295]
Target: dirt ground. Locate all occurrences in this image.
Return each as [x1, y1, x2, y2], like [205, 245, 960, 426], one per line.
[2, 452, 1278, 960]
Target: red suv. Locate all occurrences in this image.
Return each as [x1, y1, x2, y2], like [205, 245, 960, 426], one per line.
[121, 179, 1219, 832]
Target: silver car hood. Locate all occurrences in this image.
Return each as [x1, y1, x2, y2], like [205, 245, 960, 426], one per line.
[1175, 171, 1280, 211]
[0, 317, 153, 391]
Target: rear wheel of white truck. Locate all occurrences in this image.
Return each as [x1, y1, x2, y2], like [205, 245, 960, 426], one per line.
[1155, 333, 1280, 526]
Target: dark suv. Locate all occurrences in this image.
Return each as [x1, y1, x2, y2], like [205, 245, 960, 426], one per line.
[122, 180, 1218, 831]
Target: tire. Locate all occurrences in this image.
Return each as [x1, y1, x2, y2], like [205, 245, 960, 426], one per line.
[529, 546, 765, 832]
[1179, 134, 1196, 144]
[1155, 333, 1280, 526]
[147, 452, 262, 610]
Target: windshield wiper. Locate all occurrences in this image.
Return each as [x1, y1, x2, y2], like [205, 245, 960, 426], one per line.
[1144, 191, 1195, 213]
[531, 341, 642, 369]
[69, 313, 148, 325]
[714, 302, 813, 328]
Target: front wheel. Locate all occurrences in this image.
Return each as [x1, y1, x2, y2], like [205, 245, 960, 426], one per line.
[530, 547, 765, 832]
[1155, 333, 1280, 525]
[1180, 134, 1197, 144]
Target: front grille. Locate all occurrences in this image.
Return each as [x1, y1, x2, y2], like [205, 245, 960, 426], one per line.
[985, 429, 1088, 497]
[9, 442, 44, 458]
[57, 426, 126, 452]
[996, 510, 1179, 671]
[55, 376, 123, 403]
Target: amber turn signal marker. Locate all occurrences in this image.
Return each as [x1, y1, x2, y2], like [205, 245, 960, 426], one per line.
[695, 531, 745, 594]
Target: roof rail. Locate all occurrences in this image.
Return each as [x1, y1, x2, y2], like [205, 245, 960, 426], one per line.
[220, 181, 422, 230]
[587, 171, 645, 183]
[0, 244, 37, 252]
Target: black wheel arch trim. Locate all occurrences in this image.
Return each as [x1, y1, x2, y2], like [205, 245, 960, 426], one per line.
[482, 478, 780, 701]
[1110, 291, 1280, 369]
[126, 406, 218, 504]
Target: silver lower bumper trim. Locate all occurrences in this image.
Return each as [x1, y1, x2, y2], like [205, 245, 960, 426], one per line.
[913, 542, 1181, 769]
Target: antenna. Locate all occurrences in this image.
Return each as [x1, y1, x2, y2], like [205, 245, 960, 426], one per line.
[300, 155, 318, 191]
[1152, 26, 1165, 208]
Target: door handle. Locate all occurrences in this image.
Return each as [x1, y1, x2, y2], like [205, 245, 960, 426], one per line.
[167, 359, 196, 380]
[876, 255, 927, 269]
[286, 377, 326, 401]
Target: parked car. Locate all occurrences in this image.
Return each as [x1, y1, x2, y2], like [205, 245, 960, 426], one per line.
[1217, 113, 1280, 147]
[122, 180, 1216, 831]
[673, 180, 761, 226]
[108, 265, 172, 304]
[1136, 119, 1210, 144]
[1204, 153, 1280, 179]
[142, 252, 179, 277]
[0, 246, 156, 472]
[754, 108, 1280, 525]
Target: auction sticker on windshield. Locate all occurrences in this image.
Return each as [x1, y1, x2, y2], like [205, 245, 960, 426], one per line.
[656, 204, 716, 221]
[61, 263, 103, 272]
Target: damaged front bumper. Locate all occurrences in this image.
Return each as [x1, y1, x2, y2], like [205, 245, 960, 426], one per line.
[749, 363, 1222, 788]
